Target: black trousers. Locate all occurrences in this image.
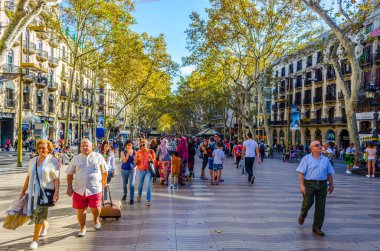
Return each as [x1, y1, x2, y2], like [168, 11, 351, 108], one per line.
[245, 157, 255, 178]
[236, 156, 241, 168]
[201, 157, 208, 170]
[300, 180, 328, 229]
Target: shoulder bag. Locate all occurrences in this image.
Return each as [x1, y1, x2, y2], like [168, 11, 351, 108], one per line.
[35, 158, 55, 207]
[148, 150, 156, 175]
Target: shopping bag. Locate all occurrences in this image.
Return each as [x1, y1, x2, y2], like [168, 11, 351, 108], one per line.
[3, 214, 29, 230]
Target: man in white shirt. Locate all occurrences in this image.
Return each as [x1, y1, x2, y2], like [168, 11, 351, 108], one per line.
[66, 139, 107, 237]
[242, 132, 261, 184]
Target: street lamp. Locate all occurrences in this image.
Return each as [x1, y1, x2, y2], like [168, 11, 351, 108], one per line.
[78, 104, 83, 153]
[364, 83, 380, 141]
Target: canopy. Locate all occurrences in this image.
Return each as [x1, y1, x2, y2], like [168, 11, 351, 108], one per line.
[148, 130, 161, 136]
[195, 128, 220, 137]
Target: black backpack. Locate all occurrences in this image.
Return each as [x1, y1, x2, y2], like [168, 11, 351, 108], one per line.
[260, 144, 265, 152]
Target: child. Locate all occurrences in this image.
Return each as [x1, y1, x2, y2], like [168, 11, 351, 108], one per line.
[170, 151, 181, 189]
[212, 141, 225, 185]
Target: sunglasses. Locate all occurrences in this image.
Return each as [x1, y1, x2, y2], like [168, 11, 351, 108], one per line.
[140, 144, 145, 147]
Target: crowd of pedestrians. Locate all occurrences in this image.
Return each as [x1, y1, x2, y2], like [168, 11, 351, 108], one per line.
[11, 130, 380, 250]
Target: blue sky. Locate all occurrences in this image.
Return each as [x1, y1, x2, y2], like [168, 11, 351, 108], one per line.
[131, 0, 210, 77]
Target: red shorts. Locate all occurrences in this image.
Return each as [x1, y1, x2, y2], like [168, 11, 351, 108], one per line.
[72, 192, 102, 209]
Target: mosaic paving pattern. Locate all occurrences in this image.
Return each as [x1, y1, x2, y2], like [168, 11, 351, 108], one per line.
[0, 157, 379, 251]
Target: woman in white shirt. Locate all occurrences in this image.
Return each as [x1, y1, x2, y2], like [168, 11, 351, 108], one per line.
[101, 141, 115, 200]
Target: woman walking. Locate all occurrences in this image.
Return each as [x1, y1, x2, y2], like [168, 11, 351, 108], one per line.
[156, 138, 171, 185]
[101, 141, 115, 200]
[20, 140, 60, 250]
[365, 142, 377, 178]
[120, 140, 136, 204]
[199, 139, 209, 180]
[136, 140, 156, 206]
[188, 140, 196, 179]
[176, 136, 188, 186]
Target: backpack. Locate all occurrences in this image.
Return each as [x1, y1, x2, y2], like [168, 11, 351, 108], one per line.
[260, 144, 265, 152]
[206, 145, 214, 157]
[237, 147, 242, 155]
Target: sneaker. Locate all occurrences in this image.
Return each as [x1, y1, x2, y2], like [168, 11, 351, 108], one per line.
[78, 229, 86, 237]
[137, 196, 141, 202]
[122, 194, 127, 201]
[346, 170, 352, 174]
[40, 223, 49, 237]
[366, 174, 371, 178]
[220, 178, 224, 182]
[129, 199, 134, 205]
[29, 241, 38, 250]
[371, 175, 375, 178]
[94, 223, 101, 230]
[146, 201, 151, 206]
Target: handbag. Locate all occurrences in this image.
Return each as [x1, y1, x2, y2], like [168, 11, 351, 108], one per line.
[149, 161, 156, 175]
[35, 159, 55, 207]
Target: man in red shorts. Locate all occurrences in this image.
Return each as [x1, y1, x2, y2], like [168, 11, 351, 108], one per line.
[66, 139, 107, 237]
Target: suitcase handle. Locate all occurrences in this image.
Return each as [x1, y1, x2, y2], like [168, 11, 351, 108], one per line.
[101, 184, 113, 207]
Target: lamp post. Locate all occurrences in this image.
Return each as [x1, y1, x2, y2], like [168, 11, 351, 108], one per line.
[77, 105, 83, 153]
[364, 83, 380, 142]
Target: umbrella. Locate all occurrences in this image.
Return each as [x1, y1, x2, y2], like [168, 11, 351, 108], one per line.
[195, 128, 220, 137]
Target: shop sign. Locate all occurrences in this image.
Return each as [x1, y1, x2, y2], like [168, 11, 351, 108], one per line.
[359, 134, 380, 142]
[356, 112, 380, 120]
[0, 113, 14, 118]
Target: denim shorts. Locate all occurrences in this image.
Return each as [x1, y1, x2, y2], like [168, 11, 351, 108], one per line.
[213, 164, 223, 171]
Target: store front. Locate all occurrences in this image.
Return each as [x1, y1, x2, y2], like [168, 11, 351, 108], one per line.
[0, 113, 15, 147]
[41, 116, 55, 139]
[22, 112, 41, 141]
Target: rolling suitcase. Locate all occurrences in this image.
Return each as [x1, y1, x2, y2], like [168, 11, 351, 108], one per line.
[100, 185, 122, 220]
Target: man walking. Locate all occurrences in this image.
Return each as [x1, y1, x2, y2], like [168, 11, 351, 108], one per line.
[242, 132, 260, 184]
[296, 141, 335, 236]
[66, 139, 108, 237]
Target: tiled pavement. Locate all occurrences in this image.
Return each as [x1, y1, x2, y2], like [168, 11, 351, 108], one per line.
[0, 156, 379, 251]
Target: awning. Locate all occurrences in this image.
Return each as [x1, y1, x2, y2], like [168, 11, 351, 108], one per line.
[22, 111, 41, 124]
[194, 128, 221, 137]
[370, 28, 380, 37]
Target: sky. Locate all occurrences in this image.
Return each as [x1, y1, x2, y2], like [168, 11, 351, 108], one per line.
[131, 0, 210, 78]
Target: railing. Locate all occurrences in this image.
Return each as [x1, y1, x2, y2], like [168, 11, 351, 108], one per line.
[325, 94, 336, 102]
[313, 96, 323, 103]
[4, 64, 19, 73]
[49, 57, 59, 65]
[37, 50, 48, 59]
[23, 42, 37, 52]
[303, 98, 311, 105]
[6, 99, 15, 108]
[48, 81, 58, 89]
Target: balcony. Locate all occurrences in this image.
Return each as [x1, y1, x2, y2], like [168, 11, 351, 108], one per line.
[304, 79, 312, 87]
[49, 35, 59, 48]
[313, 96, 323, 104]
[1, 64, 20, 80]
[36, 31, 49, 40]
[37, 104, 44, 112]
[301, 118, 311, 125]
[6, 99, 15, 108]
[295, 80, 302, 89]
[23, 42, 37, 54]
[71, 114, 79, 121]
[325, 94, 336, 102]
[37, 50, 49, 61]
[60, 91, 68, 100]
[303, 98, 312, 105]
[36, 75, 48, 88]
[23, 72, 36, 83]
[48, 57, 59, 67]
[272, 104, 278, 110]
[48, 81, 58, 92]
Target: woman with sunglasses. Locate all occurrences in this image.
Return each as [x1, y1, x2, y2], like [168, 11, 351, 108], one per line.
[135, 140, 156, 206]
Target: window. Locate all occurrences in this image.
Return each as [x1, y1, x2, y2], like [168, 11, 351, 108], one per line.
[297, 60, 302, 71]
[6, 81, 14, 107]
[37, 90, 43, 111]
[7, 50, 13, 69]
[307, 55, 312, 67]
[23, 86, 30, 109]
[49, 94, 54, 113]
[365, 23, 373, 34]
[49, 69, 54, 84]
[62, 46, 66, 59]
[316, 51, 322, 64]
[38, 41, 43, 51]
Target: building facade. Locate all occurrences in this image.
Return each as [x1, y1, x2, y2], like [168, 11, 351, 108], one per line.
[0, 1, 118, 147]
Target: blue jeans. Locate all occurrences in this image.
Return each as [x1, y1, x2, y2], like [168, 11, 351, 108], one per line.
[138, 170, 152, 201]
[103, 170, 114, 200]
[121, 169, 136, 200]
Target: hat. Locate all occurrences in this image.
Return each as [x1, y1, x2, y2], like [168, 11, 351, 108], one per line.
[310, 141, 320, 148]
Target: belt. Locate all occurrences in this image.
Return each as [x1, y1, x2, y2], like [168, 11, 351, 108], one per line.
[304, 179, 327, 183]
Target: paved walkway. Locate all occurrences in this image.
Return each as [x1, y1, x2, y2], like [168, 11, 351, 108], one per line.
[0, 156, 379, 251]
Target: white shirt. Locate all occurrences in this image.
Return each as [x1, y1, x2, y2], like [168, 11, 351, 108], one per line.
[243, 139, 258, 158]
[212, 149, 225, 165]
[66, 152, 107, 196]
